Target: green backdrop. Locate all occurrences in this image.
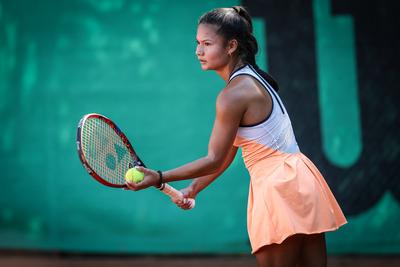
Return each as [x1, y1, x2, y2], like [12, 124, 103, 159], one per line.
[1, 0, 399, 254]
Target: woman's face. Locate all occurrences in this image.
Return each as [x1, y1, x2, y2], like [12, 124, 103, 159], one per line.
[196, 23, 230, 71]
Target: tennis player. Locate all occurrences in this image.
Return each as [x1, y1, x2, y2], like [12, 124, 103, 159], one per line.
[126, 6, 347, 267]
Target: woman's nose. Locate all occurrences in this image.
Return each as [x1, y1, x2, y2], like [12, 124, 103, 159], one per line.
[196, 45, 203, 56]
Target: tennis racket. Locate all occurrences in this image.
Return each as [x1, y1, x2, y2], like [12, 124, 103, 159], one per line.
[76, 113, 195, 209]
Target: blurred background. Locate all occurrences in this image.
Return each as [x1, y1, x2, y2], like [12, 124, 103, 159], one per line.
[0, 0, 399, 265]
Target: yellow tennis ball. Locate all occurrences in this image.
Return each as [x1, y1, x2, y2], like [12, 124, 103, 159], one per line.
[125, 168, 144, 183]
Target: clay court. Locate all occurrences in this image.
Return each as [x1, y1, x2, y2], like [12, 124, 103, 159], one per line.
[1, 252, 400, 267]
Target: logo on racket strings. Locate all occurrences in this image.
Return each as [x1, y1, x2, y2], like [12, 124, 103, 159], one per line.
[105, 143, 128, 170]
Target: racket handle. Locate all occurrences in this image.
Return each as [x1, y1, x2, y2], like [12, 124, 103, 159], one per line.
[158, 183, 196, 209]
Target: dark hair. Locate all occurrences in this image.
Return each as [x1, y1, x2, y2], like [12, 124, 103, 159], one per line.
[199, 6, 279, 91]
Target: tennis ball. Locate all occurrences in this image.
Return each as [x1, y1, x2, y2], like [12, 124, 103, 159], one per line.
[125, 168, 144, 183]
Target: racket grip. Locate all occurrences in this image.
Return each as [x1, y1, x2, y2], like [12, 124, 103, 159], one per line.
[158, 183, 196, 209]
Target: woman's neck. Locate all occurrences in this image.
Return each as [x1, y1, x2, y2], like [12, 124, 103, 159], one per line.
[216, 58, 245, 83]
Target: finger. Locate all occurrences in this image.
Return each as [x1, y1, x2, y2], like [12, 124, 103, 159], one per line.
[185, 198, 196, 209]
[125, 181, 139, 191]
[127, 179, 152, 191]
[181, 204, 191, 210]
[135, 166, 147, 173]
[176, 203, 190, 210]
[124, 182, 133, 190]
[178, 199, 192, 209]
[175, 198, 187, 207]
[181, 190, 195, 199]
[173, 198, 183, 205]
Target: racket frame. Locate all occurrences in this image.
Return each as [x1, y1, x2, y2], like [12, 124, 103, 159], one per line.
[76, 113, 145, 188]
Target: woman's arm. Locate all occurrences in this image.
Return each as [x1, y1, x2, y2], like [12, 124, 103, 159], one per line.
[126, 83, 247, 191]
[161, 90, 245, 181]
[175, 145, 238, 209]
[189, 145, 238, 195]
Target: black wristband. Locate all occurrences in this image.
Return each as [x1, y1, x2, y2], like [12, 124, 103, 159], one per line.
[157, 170, 163, 187]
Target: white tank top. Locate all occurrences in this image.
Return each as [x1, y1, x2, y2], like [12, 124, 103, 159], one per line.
[230, 65, 300, 166]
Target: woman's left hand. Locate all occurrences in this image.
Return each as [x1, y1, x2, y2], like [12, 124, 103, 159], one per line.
[124, 166, 160, 191]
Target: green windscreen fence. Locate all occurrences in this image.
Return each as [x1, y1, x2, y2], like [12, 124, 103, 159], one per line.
[1, 0, 399, 254]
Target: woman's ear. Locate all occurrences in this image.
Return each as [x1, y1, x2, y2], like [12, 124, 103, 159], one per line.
[227, 39, 239, 56]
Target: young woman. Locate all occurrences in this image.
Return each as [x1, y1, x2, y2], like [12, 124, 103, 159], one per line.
[126, 6, 347, 267]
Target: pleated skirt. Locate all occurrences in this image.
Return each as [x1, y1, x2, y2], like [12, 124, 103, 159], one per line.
[246, 152, 347, 254]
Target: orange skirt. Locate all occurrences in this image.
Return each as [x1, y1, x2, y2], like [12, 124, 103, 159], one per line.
[246, 152, 347, 254]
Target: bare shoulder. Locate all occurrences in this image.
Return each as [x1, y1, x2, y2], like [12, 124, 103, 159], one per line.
[213, 76, 255, 121]
[217, 75, 256, 107]
[216, 74, 272, 126]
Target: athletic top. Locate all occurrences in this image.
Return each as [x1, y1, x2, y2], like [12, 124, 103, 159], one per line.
[230, 65, 300, 168]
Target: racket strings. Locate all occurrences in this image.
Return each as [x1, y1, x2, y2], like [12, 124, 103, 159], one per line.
[81, 118, 132, 185]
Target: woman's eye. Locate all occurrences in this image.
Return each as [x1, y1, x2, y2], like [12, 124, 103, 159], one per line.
[204, 42, 211, 46]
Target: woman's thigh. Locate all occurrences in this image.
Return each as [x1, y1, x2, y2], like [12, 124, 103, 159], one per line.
[254, 234, 305, 267]
[298, 233, 327, 267]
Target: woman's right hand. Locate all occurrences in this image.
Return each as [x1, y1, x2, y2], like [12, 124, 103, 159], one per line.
[176, 185, 197, 210]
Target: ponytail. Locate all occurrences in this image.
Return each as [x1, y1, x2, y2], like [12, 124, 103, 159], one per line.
[231, 6, 280, 91]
